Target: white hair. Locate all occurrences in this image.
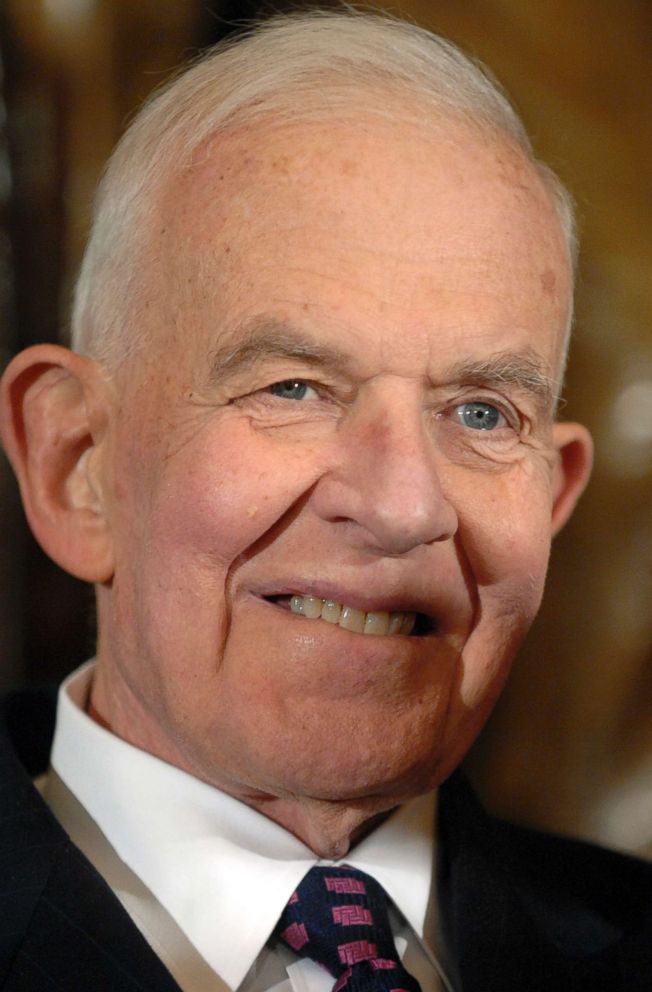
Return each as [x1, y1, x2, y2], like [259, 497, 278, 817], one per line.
[70, 8, 577, 369]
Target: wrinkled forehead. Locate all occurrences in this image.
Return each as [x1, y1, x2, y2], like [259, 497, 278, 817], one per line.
[169, 109, 561, 236]
[143, 112, 572, 385]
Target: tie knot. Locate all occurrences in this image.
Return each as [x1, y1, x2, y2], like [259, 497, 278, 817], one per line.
[275, 866, 421, 992]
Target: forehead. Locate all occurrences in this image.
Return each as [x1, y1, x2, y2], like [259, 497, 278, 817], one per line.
[150, 113, 571, 384]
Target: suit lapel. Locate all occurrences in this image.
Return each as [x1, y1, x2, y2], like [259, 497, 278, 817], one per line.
[438, 769, 652, 991]
[43, 769, 231, 992]
[6, 842, 183, 991]
[0, 688, 182, 991]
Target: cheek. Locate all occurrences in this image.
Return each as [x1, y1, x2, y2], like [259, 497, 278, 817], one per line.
[431, 471, 555, 778]
[110, 423, 327, 658]
[455, 458, 555, 584]
[453, 463, 555, 697]
[120, 418, 322, 565]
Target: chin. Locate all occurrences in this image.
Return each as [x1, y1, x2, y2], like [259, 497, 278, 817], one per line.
[258, 736, 449, 805]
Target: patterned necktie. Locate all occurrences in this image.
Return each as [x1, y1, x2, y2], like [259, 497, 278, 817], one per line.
[274, 865, 422, 992]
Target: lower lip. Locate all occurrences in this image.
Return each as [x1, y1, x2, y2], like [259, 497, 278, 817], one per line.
[230, 595, 462, 699]
[229, 596, 461, 727]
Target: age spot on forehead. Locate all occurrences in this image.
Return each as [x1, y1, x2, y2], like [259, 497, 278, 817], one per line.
[340, 158, 359, 177]
[540, 268, 557, 298]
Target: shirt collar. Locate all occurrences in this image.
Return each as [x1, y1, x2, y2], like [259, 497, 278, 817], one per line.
[51, 662, 437, 990]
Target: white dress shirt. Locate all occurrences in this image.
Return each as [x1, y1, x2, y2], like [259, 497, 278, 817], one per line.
[47, 662, 454, 992]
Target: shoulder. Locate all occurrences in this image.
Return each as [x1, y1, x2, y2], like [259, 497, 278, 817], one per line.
[438, 769, 652, 992]
[0, 687, 180, 991]
[0, 686, 73, 981]
[439, 767, 652, 898]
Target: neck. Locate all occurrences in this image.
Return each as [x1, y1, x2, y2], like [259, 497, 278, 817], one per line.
[246, 792, 397, 858]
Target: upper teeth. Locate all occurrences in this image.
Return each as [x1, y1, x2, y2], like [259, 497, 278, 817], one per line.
[289, 595, 416, 636]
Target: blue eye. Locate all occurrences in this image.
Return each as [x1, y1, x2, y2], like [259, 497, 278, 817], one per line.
[268, 380, 315, 401]
[456, 402, 504, 430]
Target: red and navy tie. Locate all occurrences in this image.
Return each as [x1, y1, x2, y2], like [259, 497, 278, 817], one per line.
[274, 865, 422, 992]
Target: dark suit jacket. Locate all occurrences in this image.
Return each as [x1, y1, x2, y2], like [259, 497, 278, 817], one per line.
[1, 687, 651, 991]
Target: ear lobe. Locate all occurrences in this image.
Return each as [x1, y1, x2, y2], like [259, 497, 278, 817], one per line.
[0, 344, 115, 582]
[550, 421, 593, 536]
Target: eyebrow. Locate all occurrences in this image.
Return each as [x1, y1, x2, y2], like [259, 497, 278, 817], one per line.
[208, 318, 558, 409]
[208, 319, 352, 381]
[450, 351, 559, 410]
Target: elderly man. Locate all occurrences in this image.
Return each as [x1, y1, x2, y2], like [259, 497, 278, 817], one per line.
[1, 9, 650, 992]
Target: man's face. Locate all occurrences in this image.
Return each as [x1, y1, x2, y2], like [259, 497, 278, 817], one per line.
[97, 113, 578, 831]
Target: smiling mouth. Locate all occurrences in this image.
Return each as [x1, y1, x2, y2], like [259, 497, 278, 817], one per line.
[265, 594, 435, 637]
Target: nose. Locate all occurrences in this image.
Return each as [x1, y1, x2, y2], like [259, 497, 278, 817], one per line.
[312, 394, 458, 555]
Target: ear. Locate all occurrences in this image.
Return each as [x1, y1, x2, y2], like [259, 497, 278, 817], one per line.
[550, 421, 593, 536]
[0, 344, 115, 582]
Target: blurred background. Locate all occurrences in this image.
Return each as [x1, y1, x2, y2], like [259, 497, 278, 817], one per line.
[0, 0, 650, 856]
